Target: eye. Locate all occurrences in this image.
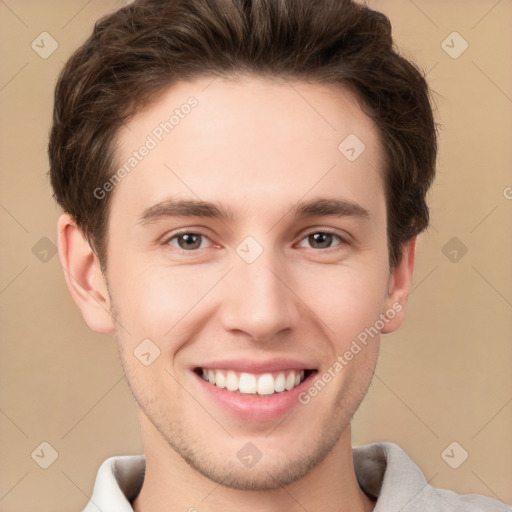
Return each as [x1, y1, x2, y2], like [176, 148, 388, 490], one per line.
[297, 231, 346, 251]
[163, 230, 347, 254]
[166, 232, 213, 251]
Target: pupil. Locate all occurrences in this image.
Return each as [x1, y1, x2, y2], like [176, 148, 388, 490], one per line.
[179, 234, 201, 250]
[310, 233, 331, 249]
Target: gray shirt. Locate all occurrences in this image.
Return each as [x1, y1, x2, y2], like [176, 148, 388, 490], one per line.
[82, 442, 510, 511]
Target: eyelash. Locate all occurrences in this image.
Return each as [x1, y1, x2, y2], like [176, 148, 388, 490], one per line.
[163, 230, 348, 254]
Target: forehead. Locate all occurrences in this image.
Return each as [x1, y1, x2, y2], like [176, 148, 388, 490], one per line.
[110, 76, 385, 224]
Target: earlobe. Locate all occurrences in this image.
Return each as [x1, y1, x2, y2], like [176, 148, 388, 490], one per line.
[381, 237, 417, 334]
[57, 213, 115, 333]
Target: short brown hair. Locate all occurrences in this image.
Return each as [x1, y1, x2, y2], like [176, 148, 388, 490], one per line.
[49, 0, 437, 270]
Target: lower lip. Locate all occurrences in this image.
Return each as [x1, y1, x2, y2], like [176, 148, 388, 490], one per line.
[193, 370, 316, 421]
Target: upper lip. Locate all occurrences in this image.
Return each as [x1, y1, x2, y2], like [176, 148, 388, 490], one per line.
[193, 358, 317, 374]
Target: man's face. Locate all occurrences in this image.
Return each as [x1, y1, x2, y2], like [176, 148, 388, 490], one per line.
[103, 76, 401, 489]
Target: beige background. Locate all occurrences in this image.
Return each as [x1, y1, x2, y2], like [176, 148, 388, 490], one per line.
[1, 0, 511, 510]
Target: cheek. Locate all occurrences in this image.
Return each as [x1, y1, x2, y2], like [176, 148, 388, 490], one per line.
[296, 263, 388, 344]
[108, 262, 229, 381]
[111, 262, 213, 334]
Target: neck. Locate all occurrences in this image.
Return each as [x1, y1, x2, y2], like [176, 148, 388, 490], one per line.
[132, 414, 374, 512]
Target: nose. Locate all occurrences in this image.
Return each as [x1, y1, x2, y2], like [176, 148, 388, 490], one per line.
[220, 247, 301, 342]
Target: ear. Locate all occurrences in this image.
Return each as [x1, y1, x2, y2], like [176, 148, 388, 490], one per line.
[380, 237, 416, 334]
[57, 213, 115, 333]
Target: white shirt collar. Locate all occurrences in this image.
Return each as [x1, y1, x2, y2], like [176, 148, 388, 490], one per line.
[81, 442, 510, 511]
[82, 454, 145, 511]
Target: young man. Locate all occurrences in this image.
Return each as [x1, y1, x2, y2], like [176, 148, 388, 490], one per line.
[48, 0, 509, 510]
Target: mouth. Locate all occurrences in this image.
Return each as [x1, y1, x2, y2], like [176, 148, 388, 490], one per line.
[193, 367, 317, 396]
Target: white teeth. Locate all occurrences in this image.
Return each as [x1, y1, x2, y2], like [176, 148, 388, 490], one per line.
[285, 372, 295, 391]
[239, 373, 257, 394]
[274, 372, 286, 392]
[226, 370, 238, 391]
[199, 368, 308, 395]
[257, 373, 275, 395]
[215, 370, 226, 389]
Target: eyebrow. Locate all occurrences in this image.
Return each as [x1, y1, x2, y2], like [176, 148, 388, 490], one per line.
[138, 197, 370, 225]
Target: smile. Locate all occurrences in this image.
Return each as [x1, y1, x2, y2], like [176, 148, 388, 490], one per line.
[195, 368, 314, 395]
